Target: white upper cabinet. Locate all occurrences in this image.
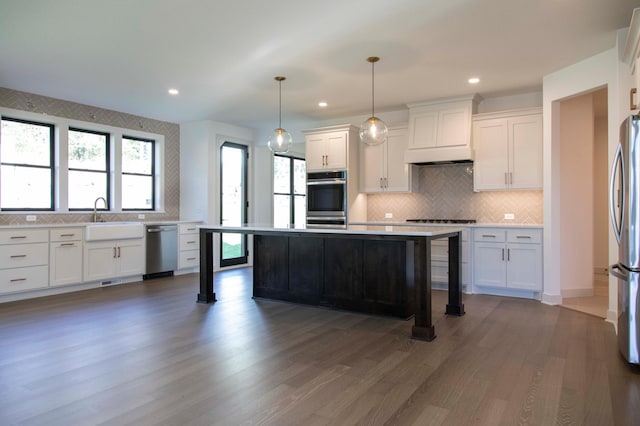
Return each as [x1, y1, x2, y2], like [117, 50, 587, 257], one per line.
[360, 124, 417, 193]
[623, 8, 640, 112]
[404, 96, 478, 164]
[473, 108, 542, 191]
[303, 127, 351, 171]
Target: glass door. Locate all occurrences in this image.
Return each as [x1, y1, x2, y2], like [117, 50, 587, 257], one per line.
[220, 142, 248, 267]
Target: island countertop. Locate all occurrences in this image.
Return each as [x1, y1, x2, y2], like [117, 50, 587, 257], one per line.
[198, 223, 464, 238]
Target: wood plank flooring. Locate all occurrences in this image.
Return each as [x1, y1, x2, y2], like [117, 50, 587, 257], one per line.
[0, 268, 639, 425]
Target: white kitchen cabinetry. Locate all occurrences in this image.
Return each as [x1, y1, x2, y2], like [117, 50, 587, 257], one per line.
[473, 228, 542, 294]
[304, 127, 350, 171]
[404, 96, 478, 164]
[430, 229, 470, 292]
[178, 223, 199, 271]
[50, 227, 83, 287]
[84, 238, 144, 282]
[360, 124, 418, 193]
[624, 9, 640, 112]
[0, 229, 49, 294]
[472, 109, 542, 191]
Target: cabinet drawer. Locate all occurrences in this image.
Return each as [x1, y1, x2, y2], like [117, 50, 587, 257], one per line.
[179, 250, 199, 269]
[50, 227, 84, 242]
[507, 229, 541, 244]
[0, 229, 48, 244]
[0, 243, 49, 268]
[179, 234, 199, 251]
[0, 265, 49, 293]
[179, 223, 199, 234]
[474, 229, 506, 243]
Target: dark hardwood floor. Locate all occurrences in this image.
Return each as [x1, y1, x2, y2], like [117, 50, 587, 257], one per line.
[0, 268, 638, 425]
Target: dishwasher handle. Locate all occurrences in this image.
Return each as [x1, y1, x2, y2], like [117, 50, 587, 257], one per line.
[147, 225, 178, 233]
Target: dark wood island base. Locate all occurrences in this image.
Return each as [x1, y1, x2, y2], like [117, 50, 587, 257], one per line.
[198, 224, 464, 341]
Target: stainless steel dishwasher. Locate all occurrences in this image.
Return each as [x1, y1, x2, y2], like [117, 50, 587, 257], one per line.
[144, 224, 178, 279]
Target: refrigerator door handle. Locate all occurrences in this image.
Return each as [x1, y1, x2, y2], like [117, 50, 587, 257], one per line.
[609, 143, 625, 245]
[610, 264, 628, 281]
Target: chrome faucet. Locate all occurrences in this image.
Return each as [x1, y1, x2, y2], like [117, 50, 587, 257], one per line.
[93, 197, 107, 222]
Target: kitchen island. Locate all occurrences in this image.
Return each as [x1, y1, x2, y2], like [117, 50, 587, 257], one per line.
[198, 224, 464, 341]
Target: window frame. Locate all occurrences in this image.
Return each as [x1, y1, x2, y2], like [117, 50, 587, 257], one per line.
[0, 116, 55, 211]
[273, 153, 306, 226]
[121, 135, 156, 211]
[67, 126, 111, 211]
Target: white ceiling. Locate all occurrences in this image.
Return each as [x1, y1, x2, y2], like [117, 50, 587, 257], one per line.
[0, 0, 637, 130]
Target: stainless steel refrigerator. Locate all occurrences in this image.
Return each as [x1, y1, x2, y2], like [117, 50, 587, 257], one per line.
[609, 114, 640, 365]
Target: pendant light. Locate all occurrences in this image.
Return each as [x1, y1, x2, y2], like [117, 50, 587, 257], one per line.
[360, 56, 388, 146]
[268, 76, 293, 154]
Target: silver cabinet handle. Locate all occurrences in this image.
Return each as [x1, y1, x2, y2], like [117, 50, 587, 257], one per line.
[10, 236, 27, 239]
[60, 243, 75, 247]
[516, 235, 531, 239]
[504, 172, 508, 185]
[482, 234, 496, 238]
[60, 233, 75, 237]
[502, 248, 505, 261]
[10, 278, 26, 282]
[113, 247, 117, 258]
[10, 254, 27, 258]
[117, 247, 121, 258]
[187, 241, 196, 244]
[507, 248, 510, 261]
[187, 257, 196, 261]
[187, 227, 196, 231]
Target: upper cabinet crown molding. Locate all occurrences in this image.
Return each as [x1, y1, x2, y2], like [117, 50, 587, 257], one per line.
[623, 7, 640, 67]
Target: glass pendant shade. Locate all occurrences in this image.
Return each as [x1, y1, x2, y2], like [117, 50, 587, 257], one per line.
[268, 76, 292, 154]
[360, 116, 388, 146]
[360, 56, 387, 146]
[268, 127, 293, 153]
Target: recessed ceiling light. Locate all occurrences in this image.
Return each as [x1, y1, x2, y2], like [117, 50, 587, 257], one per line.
[318, 101, 328, 108]
[468, 77, 480, 84]
[168, 88, 179, 95]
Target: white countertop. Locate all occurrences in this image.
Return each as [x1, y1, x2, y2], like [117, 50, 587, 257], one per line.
[199, 223, 464, 237]
[0, 220, 201, 230]
[349, 221, 543, 229]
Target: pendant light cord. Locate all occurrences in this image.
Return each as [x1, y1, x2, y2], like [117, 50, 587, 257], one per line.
[279, 78, 282, 129]
[371, 60, 375, 118]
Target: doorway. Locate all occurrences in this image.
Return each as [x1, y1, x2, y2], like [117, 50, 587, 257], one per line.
[559, 87, 609, 318]
[220, 142, 248, 267]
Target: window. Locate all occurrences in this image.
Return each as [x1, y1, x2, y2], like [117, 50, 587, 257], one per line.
[122, 136, 155, 210]
[68, 128, 110, 210]
[220, 142, 248, 267]
[273, 154, 306, 227]
[0, 117, 54, 210]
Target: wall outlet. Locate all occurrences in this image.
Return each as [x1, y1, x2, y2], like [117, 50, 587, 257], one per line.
[504, 213, 515, 220]
[26, 215, 37, 222]
[385, 213, 393, 219]
[137, 214, 145, 219]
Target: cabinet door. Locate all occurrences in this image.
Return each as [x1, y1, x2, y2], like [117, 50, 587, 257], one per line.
[84, 242, 117, 281]
[408, 110, 438, 149]
[473, 242, 506, 287]
[506, 243, 542, 290]
[305, 134, 327, 171]
[473, 119, 509, 191]
[360, 140, 385, 193]
[325, 132, 347, 169]
[50, 242, 83, 287]
[438, 107, 469, 147]
[509, 115, 542, 190]
[385, 126, 413, 192]
[117, 240, 145, 277]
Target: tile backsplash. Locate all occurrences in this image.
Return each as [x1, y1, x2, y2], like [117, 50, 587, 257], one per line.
[0, 87, 180, 225]
[367, 164, 543, 224]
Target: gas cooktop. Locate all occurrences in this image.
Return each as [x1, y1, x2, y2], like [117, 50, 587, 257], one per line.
[406, 218, 477, 224]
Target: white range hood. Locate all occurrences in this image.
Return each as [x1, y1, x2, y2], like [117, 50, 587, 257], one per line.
[404, 95, 479, 164]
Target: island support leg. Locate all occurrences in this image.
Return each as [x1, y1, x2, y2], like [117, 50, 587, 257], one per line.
[412, 239, 435, 341]
[445, 232, 465, 316]
[197, 229, 217, 303]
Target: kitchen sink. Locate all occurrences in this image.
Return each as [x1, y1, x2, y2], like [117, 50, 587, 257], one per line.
[85, 222, 144, 241]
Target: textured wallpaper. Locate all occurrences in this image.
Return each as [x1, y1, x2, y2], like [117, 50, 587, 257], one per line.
[0, 88, 180, 225]
[367, 163, 543, 224]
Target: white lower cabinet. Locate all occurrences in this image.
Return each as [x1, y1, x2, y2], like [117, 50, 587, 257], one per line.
[0, 229, 49, 294]
[178, 223, 199, 270]
[50, 227, 83, 287]
[430, 229, 470, 291]
[84, 239, 144, 282]
[473, 228, 542, 293]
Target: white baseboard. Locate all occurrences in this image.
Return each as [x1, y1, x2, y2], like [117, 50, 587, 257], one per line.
[542, 292, 563, 305]
[607, 309, 617, 332]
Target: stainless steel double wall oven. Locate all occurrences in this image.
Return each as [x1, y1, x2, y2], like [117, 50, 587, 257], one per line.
[306, 170, 347, 228]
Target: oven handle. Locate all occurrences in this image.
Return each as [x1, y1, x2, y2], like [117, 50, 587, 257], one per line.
[306, 216, 346, 221]
[307, 180, 346, 185]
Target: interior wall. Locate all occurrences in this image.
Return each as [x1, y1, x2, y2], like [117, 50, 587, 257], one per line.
[559, 94, 595, 294]
[594, 114, 610, 273]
